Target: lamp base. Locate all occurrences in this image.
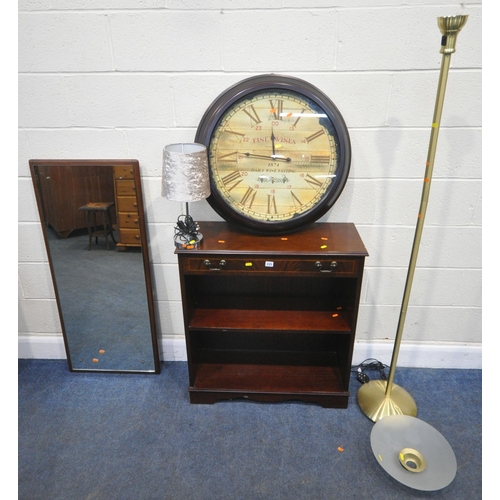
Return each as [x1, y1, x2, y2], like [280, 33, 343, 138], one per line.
[357, 379, 417, 422]
[174, 232, 203, 250]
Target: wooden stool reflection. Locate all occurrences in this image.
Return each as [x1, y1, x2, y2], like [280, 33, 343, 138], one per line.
[78, 202, 116, 250]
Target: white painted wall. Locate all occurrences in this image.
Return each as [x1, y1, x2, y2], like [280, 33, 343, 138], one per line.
[18, 0, 482, 368]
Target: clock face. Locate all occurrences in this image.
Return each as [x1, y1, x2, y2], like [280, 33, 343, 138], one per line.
[195, 75, 350, 234]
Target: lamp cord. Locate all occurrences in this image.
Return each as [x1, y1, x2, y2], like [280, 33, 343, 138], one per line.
[174, 214, 200, 244]
[352, 358, 389, 384]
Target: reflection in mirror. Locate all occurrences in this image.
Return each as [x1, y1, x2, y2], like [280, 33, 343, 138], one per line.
[29, 159, 160, 373]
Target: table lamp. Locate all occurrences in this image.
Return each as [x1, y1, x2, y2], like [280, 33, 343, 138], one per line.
[162, 143, 211, 249]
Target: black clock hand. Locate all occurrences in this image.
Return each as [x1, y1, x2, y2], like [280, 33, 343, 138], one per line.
[271, 127, 276, 157]
[243, 152, 291, 162]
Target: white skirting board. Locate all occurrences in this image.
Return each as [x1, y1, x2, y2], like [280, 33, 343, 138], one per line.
[18, 336, 482, 369]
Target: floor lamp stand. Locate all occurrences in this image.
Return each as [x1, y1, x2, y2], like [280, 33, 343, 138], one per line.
[358, 15, 468, 422]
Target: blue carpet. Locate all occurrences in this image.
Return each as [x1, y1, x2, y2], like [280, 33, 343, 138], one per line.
[18, 360, 481, 500]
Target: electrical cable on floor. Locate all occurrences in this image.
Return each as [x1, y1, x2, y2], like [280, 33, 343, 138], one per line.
[352, 358, 389, 384]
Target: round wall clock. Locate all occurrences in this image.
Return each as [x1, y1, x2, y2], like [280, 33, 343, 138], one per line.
[195, 74, 351, 234]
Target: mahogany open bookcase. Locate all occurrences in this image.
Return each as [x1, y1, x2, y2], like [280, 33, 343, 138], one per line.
[176, 222, 368, 408]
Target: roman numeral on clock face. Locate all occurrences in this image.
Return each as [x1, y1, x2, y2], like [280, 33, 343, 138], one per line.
[290, 191, 303, 207]
[269, 99, 284, 120]
[242, 105, 262, 125]
[306, 129, 325, 143]
[241, 187, 257, 207]
[310, 155, 330, 164]
[218, 151, 238, 162]
[267, 194, 277, 214]
[293, 109, 305, 128]
[304, 173, 323, 188]
[221, 171, 243, 191]
[224, 129, 246, 139]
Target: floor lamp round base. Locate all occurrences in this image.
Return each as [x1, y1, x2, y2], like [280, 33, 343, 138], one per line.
[357, 379, 417, 422]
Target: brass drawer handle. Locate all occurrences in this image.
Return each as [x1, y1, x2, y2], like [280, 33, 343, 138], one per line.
[315, 261, 338, 272]
[204, 259, 226, 271]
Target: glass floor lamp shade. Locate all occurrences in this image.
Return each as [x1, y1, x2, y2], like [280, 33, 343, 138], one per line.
[162, 143, 211, 249]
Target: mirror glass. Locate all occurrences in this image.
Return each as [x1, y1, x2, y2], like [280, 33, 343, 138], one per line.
[29, 159, 160, 373]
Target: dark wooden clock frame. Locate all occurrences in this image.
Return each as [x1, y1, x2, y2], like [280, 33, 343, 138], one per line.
[194, 74, 351, 235]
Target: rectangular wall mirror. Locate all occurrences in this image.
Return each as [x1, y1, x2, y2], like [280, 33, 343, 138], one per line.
[29, 159, 161, 373]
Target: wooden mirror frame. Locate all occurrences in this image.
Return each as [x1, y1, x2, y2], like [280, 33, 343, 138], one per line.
[29, 159, 161, 373]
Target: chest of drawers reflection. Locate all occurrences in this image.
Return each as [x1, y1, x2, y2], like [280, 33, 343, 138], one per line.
[114, 165, 141, 249]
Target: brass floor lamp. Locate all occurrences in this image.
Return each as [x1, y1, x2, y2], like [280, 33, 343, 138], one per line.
[357, 15, 469, 423]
